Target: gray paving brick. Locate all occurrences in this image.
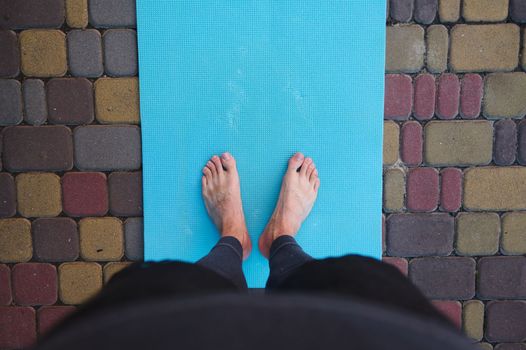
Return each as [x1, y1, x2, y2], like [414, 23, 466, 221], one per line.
[486, 301, 526, 342]
[0, 79, 22, 125]
[74, 126, 141, 171]
[103, 29, 138, 77]
[414, 0, 437, 24]
[67, 29, 103, 78]
[478, 256, 526, 299]
[494, 119, 517, 166]
[22, 79, 47, 125]
[88, 0, 136, 28]
[495, 344, 526, 350]
[518, 120, 526, 165]
[124, 218, 143, 261]
[0, 30, 19, 78]
[390, 0, 414, 22]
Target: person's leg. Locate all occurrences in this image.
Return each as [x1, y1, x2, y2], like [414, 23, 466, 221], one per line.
[265, 235, 313, 288]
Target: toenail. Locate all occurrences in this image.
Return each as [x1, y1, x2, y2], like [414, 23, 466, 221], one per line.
[294, 153, 304, 160]
[222, 152, 231, 160]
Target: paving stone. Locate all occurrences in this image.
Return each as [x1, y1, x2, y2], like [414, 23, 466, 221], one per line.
[94, 77, 140, 124]
[385, 25, 425, 73]
[414, 0, 437, 24]
[383, 168, 405, 212]
[0, 264, 11, 305]
[463, 300, 484, 341]
[464, 167, 526, 211]
[494, 120, 517, 166]
[19, 29, 67, 77]
[12, 263, 57, 306]
[65, 0, 88, 28]
[510, 0, 526, 22]
[88, 0, 137, 28]
[438, 0, 460, 22]
[386, 213, 454, 257]
[124, 217, 143, 261]
[0, 173, 16, 218]
[0, 306, 36, 349]
[74, 125, 142, 171]
[486, 301, 526, 342]
[33, 218, 79, 262]
[436, 73, 460, 120]
[460, 74, 483, 119]
[455, 213, 500, 256]
[79, 217, 124, 261]
[424, 121, 493, 166]
[2, 126, 73, 172]
[0, 218, 32, 263]
[0, 79, 23, 125]
[463, 0, 509, 22]
[47, 78, 94, 125]
[495, 344, 526, 350]
[383, 121, 399, 165]
[62, 172, 108, 217]
[103, 29, 138, 76]
[23, 79, 47, 125]
[108, 172, 143, 216]
[484, 73, 526, 119]
[0, 30, 19, 77]
[103, 262, 132, 283]
[67, 29, 103, 78]
[37, 306, 76, 335]
[431, 300, 461, 328]
[382, 257, 408, 275]
[58, 262, 102, 305]
[390, 0, 414, 22]
[426, 25, 448, 74]
[413, 74, 435, 120]
[384, 74, 412, 120]
[406, 168, 439, 212]
[409, 257, 476, 299]
[401, 121, 422, 166]
[478, 257, 526, 299]
[16, 173, 62, 218]
[450, 24, 520, 73]
[0, 0, 64, 29]
[439, 168, 462, 212]
[501, 212, 526, 255]
[520, 121, 526, 165]
[523, 30, 526, 75]
[479, 343, 494, 350]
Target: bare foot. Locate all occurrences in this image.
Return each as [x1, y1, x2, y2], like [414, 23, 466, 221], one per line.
[258, 152, 320, 258]
[202, 153, 252, 259]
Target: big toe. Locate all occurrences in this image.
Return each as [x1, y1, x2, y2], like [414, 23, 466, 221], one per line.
[287, 152, 305, 172]
[220, 152, 237, 171]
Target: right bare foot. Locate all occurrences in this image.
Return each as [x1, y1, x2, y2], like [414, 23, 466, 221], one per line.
[258, 152, 320, 258]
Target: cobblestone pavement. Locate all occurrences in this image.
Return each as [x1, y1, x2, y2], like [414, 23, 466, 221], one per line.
[0, 0, 525, 349]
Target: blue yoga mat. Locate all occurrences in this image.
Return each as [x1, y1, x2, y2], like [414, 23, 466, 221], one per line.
[137, 0, 386, 287]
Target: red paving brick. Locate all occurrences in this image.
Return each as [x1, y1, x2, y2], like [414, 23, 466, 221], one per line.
[436, 73, 460, 119]
[37, 305, 76, 335]
[439, 168, 462, 212]
[0, 306, 36, 349]
[400, 121, 422, 166]
[62, 172, 109, 217]
[413, 73, 435, 120]
[432, 300, 462, 329]
[12, 263, 58, 306]
[0, 264, 12, 305]
[384, 74, 413, 120]
[460, 74, 483, 119]
[406, 168, 439, 212]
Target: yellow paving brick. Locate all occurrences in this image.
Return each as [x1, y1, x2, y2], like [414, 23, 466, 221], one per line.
[94, 77, 140, 124]
[20, 30, 67, 77]
[463, 300, 484, 341]
[385, 25, 425, 73]
[383, 168, 405, 212]
[501, 212, 526, 255]
[79, 217, 124, 261]
[483, 72, 526, 119]
[59, 262, 102, 305]
[16, 173, 62, 218]
[0, 219, 32, 263]
[383, 121, 399, 165]
[426, 25, 448, 73]
[103, 262, 132, 283]
[462, 0, 509, 22]
[439, 0, 461, 22]
[65, 0, 88, 28]
[455, 213, 500, 256]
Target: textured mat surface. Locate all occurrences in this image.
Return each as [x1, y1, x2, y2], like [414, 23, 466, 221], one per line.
[137, 0, 386, 287]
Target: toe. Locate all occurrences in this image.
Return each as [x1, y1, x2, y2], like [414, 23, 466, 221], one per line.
[201, 175, 207, 187]
[287, 152, 304, 171]
[203, 166, 212, 180]
[314, 178, 320, 191]
[309, 168, 318, 183]
[220, 152, 236, 171]
[300, 158, 312, 177]
[306, 162, 315, 179]
[211, 155, 224, 174]
[206, 161, 216, 176]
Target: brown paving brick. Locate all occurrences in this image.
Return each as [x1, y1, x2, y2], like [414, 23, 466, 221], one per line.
[383, 121, 399, 165]
[33, 218, 79, 262]
[478, 256, 526, 299]
[464, 167, 526, 211]
[520, 120, 526, 165]
[383, 168, 405, 212]
[431, 300, 461, 328]
[0, 264, 11, 305]
[65, 0, 88, 28]
[0, 218, 32, 263]
[58, 262, 102, 305]
[426, 25, 448, 73]
[495, 344, 526, 350]
[2, 126, 73, 172]
[62, 172, 108, 217]
[47, 78, 94, 125]
[103, 262, 132, 283]
[79, 217, 124, 261]
[94, 77, 140, 124]
[0, 30, 20, 78]
[108, 172, 143, 216]
[462, 0, 509, 22]
[424, 121, 493, 166]
[501, 212, 526, 255]
[463, 300, 484, 341]
[438, 0, 460, 22]
[0, 0, 64, 29]
[450, 24, 520, 73]
[0, 173, 16, 217]
[385, 25, 425, 73]
[494, 119, 518, 165]
[12, 263, 57, 306]
[16, 173, 62, 218]
[455, 213, 500, 256]
[0, 306, 36, 349]
[484, 73, 526, 119]
[19, 29, 67, 77]
[486, 301, 526, 342]
[37, 306, 76, 335]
